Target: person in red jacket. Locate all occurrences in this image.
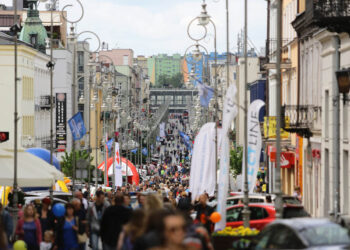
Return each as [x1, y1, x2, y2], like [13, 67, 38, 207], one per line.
[16, 204, 42, 250]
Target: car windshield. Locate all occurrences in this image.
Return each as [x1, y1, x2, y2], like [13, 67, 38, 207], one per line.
[303, 224, 350, 246]
[283, 207, 309, 218]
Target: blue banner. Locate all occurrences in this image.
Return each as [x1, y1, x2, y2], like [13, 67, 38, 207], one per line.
[68, 112, 86, 141]
[142, 147, 148, 156]
[131, 148, 138, 154]
[106, 138, 114, 152]
[198, 83, 214, 108]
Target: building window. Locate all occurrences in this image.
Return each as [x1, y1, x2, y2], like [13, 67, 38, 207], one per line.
[343, 104, 348, 141]
[324, 148, 330, 214]
[175, 96, 182, 105]
[78, 51, 84, 72]
[325, 90, 329, 138]
[78, 104, 84, 120]
[151, 95, 156, 105]
[30, 34, 37, 47]
[343, 150, 349, 213]
[123, 55, 129, 65]
[78, 77, 84, 100]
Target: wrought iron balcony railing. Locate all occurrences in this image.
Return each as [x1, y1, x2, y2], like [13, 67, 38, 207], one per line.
[281, 105, 315, 138]
[313, 0, 350, 34]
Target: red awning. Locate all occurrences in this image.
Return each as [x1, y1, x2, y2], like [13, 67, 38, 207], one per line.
[270, 151, 295, 168]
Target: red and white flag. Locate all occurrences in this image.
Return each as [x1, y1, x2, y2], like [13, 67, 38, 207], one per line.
[114, 142, 122, 187]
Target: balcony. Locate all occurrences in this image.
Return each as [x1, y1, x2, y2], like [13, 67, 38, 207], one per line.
[281, 105, 316, 138]
[314, 0, 350, 34]
[293, 0, 350, 38]
[39, 95, 54, 110]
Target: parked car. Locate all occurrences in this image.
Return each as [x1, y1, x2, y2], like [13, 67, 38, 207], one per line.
[227, 195, 267, 207]
[24, 191, 72, 203]
[226, 203, 309, 230]
[226, 203, 276, 230]
[250, 218, 350, 249]
[227, 194, 302, 207]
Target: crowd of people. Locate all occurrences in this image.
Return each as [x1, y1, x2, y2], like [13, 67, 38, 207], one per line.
[0, 113, 213, 250]
[0, 186, 217, 250]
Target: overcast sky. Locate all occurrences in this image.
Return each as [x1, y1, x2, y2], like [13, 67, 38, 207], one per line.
[2, 0, 267, 56]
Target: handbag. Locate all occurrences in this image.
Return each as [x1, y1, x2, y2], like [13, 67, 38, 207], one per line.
[75, 216, 88, 244]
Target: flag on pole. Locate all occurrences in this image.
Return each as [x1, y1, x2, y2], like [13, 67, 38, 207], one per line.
[142, 148, 148, 156]
[68, 112, 86, 141]
[215, 84, 238, 231]
[189, 122, 216, 201]
[244, 99, 265, 193]
[106, 138, 114, 152]
[197, 83, 214, 108]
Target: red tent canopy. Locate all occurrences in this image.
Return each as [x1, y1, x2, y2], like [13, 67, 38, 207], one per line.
[97, 157, 139, 185]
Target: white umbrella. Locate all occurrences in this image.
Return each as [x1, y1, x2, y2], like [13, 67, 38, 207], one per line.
[0, 149, 64, 187]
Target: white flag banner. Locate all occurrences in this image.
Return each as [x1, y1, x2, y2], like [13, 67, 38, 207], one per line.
[215, 84, 238, 231]
[242, 99, 265, 193]
[159, 122, 166, 138]
[189, 122, 216, 201]
[114, 142, 123, 187]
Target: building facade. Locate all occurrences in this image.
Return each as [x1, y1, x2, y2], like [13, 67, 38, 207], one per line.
[148, 54, 182, 86]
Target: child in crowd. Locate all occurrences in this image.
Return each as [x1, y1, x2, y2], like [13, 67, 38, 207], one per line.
[40, 230, 53, 250]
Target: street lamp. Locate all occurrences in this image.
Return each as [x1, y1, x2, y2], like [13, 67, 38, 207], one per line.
[187, 0, 219, 194]
[197, 1, 210, 26]
[336, 68, 350, 96]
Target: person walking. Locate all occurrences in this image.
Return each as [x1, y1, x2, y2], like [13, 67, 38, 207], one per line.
[72, 198, 87, 250]
[194, 194, 214, 233]
[87, 190, 109, 250]
[53, 203, 79, 250]
[0, 202, 13, 244]
[37, 198, 54, 238]
[100, 194, 132, 250]
[15, 204, 42, 250]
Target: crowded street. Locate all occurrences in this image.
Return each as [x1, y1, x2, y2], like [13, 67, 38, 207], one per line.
[1, 0, 350, 249]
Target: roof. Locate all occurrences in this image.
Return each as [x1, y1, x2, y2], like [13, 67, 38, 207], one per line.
[0, 31, 33, 47]
[271, 218, 333, 231]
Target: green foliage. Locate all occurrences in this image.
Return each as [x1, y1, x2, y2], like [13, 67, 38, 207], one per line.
[157, 73, 184, 88]
[61, 150, 93, 177]
[230, 146, 243, 177]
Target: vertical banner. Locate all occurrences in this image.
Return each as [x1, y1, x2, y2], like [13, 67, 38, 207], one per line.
[215, 84, 238, 231]
[189, 122, 216, 201]
[114, 142, 123, 187]
[56, 93, 67, 152]
[243, 99, 265, 193]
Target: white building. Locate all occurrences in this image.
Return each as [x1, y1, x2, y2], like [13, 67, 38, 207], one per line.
[0, 32, 49, 150]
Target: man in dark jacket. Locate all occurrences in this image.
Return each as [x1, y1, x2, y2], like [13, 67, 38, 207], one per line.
[87, 190, 110, 250]
[100, 194, 132, 250]
[0, 203, 13, 243]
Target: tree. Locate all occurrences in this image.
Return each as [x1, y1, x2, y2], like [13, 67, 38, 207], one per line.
[157, 73, 184, 88]
[169, 73, 184, 88]
[61, 150, 94, 177]
[230, 146, 243, 177]
[158, 74, 169, 87]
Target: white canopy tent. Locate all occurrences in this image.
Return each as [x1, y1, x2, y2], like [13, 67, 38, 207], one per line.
[0, 149, 64, 187]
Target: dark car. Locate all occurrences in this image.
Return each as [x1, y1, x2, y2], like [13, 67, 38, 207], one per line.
[250, 218, 350, 249]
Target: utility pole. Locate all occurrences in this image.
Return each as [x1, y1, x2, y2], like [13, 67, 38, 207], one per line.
[242, 0, 251, 228]
[274, 0, 283, 219]
[13, 0, 19, 209]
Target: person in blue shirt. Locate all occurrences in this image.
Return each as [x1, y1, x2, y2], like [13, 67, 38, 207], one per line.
[53, 203, 78, 250]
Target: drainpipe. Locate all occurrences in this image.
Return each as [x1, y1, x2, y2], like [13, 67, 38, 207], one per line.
[332, 35, 340, 220]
